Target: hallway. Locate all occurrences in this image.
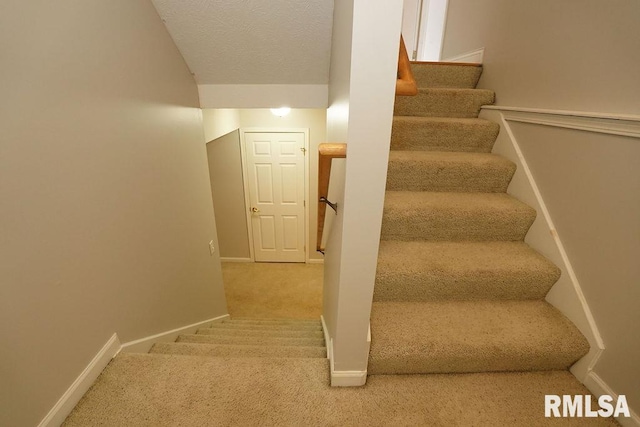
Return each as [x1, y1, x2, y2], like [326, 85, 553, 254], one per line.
[221, 262, 323, 320]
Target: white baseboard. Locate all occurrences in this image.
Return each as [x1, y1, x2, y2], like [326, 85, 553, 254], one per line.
[307, 258, 325, 264]
[121, 314, 230, 353]
[481, 108, 604, 381]
[444, 47, 484, 64]
[321, 315, 368, 386]
[320, 315, 331, 360]
[220, 257, 252, 263]
[38, 333, 121, 427]
[584, 371, 640, 427]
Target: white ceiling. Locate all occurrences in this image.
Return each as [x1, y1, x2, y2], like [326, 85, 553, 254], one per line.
[151, 0, 334, 85]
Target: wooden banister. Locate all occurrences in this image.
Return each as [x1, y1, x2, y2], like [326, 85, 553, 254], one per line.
[396, 34, 418, 96]
[317, 143, 346, 252]
[317, 36, 414, 253]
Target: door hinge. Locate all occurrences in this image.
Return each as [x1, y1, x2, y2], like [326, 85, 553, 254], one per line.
[412, 50, 418, 61]
[304, 200, 306, 207]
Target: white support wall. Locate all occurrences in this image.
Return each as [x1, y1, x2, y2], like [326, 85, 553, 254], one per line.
[322, 0, 404, 385]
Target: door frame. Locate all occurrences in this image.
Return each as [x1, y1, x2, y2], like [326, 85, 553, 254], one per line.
[239, 128, 311, 263]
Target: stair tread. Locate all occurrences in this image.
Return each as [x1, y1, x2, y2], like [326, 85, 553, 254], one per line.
[225, 318, 320, 325]
[177, 334, 325, 347]
[381, 191, 536, 241]
[210, 322, 322, 331]
[386, 151, 515, 192]
[149, 342, 327, 358]
[196, 327, 324, 338]
[410, 62, 483, 89]
[369, 300, 589, 375]
[394, 88, 495, 118]
[375, 241, 560, 301]
[391, 117, 500, 153]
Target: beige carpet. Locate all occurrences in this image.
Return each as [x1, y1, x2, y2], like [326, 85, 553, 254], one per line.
[64, 352, 617, 426]
[370, 62, 589, 375]
[222, 262, 323, 319]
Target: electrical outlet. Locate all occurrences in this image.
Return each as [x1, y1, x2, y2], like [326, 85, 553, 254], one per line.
[208, 240, 215, 255]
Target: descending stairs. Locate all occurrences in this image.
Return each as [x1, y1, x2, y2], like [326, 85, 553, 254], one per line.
[151, 318, 327, 358]
[368, 62, 590, 376]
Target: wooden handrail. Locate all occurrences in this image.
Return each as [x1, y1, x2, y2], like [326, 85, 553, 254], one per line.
[396, 34, 418, 96]
[317, 143, 346, 252]
[317, 36, 414, 253]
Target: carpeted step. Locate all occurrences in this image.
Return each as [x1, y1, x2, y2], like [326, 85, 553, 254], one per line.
[368, 300, 589, 375]
[209, 322, 322, 332]
[374, 241, 561, 302]
[391, 117, 499, 153]
[410, 62, 483, 89]
[394, 88, 495, 118]
[149, 342, 327, 358]
[225, 318, 320, 326]
[196, 327, 324, 339]
[386, 151, 515, 192]
[177, 334, 325, 347]
[381, 191, 536, 242]
[64, 353, 616, 427]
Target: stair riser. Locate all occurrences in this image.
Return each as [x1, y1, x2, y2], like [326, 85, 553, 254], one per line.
[177, 334, 325, 347]
[391, 119, 499, 153]
[410, 63, 482, 89]
[196, 328, 324, 338]
[368, 356, 581, 375]
[210, 323, 322, 332]
[385, 158, 515, 193]
[374, 274, 555, 302]
[150, 343, 327, 359]
[394, 89, 495, 118]
[224, 319, 320, 326]
[380, 208, 535, 242]
[368, 301, 589, 376]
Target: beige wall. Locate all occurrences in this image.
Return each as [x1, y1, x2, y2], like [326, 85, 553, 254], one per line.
[206, 130, 251, 259]
[511, 122, 640, 413]
[443, 0, 640, 413]
[203, 109, 241, 142]
[442, 0, 640, 115]
[0, 1, 228, 426]
[202, 108, 327, 261]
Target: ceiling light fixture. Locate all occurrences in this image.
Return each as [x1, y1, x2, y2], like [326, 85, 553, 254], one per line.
[270, 107, 291, 117]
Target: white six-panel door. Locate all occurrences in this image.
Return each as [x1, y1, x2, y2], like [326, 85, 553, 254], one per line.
[244, 132, 306, 262]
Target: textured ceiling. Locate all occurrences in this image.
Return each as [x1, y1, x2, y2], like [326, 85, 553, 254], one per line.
[151, 0, 334, 85]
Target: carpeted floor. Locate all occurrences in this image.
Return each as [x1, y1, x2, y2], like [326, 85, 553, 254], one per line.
[64, 352, 617, 426]
[221, 262, 323, 319]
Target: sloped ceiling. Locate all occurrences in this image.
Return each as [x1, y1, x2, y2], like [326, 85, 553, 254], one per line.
[151, 0, 334, 85]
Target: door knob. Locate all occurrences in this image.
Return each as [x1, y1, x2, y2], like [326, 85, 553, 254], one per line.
[250, 207, 260, 213]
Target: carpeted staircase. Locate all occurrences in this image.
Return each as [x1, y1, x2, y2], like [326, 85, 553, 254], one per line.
[369, 62, 590, 376]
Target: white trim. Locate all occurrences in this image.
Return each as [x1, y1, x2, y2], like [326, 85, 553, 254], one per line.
[38, 334, 121, 427]
[482, 105, 640, 123]
[220, 257, 253, 263]
[120, 315, 229, 353]
[482, 109, 605, 381]
[321, 315, 331, 360]
[198, 84, 328, 109]
[307, 258, 325, 264]
[321, 315, 369, 386]
[497, 110, 640, 139]
[584, 372, 640, 427]
[239, 128, 311, 264]
[238, 133, 256, 262]
[443, 47, 484, 64]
